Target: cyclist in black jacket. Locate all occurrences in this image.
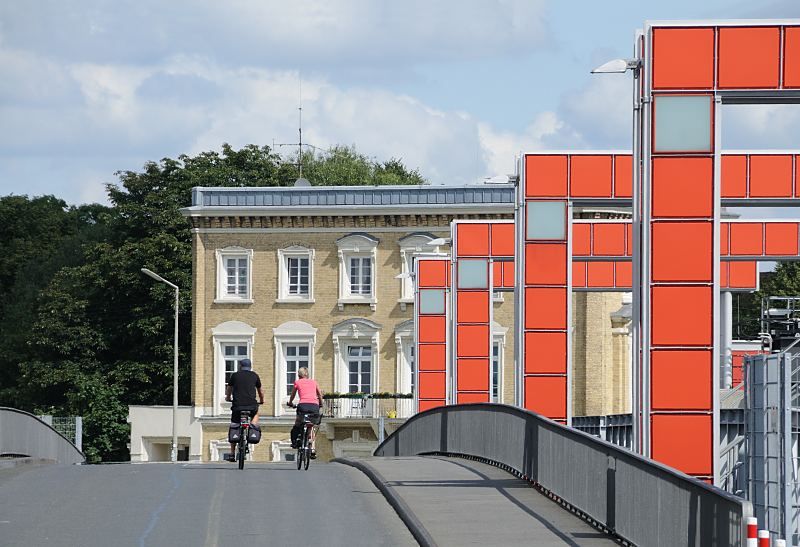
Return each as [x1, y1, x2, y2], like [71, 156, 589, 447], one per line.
[225, 359, 264, 461]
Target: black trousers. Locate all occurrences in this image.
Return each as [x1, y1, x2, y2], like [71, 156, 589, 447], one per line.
[291, 403, 320, 446]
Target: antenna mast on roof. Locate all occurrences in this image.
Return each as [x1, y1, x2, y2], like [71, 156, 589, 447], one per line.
[298, 77, 303, 178]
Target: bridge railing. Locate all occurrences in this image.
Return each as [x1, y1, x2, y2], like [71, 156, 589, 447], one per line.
[0, 407, 85, 465]
[374, 403, 751, 547]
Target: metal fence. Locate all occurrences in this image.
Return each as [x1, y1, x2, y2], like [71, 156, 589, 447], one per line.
[322, 397, 413, 419]
[0, 408, 85, 465]
[376, 403, 751, 547]
[39, 415, 82, 450]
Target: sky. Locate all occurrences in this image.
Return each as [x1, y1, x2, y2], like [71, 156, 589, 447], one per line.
[1, 1, 800, 206]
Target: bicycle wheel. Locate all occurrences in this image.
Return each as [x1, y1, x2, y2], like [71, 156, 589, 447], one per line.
[238, 439, 245, 470]
[296, 448, 303, 470]
[304, 446, 310, 470]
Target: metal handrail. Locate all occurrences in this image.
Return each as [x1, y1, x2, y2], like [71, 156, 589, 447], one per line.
[0, 407, 85, 464]
[375, 403, 751, 547]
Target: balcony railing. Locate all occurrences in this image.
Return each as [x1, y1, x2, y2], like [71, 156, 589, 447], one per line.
[321, 394, 413, 419]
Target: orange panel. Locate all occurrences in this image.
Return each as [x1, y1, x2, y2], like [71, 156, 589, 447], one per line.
[651, 414, 712, 476]
[418, 399, 446, 412]
[652, 157, 713, 218]
[786, 27, 800, 88]
[573, 224, 591, 256]
[730, 223, 764, 256]
[652, 27, 715, 89]
[524, 376, 567, 419]
[492, 262, 502, 287]
[418, 371, 446, 399]
[615, 262, 632, 288]
[720, 224, 729, 255]
[457, 325, 489, 357]
[502, 262, 515, 288]
[572, 262, 587, 288]
[614, 155, 633, 198]
[651, 350, 712, 410]
[587, 262, 615, 288]
[721, 155, 747, 198]
[652, 222, 712, 282]
[418, 260, 448, 288]
[457, 291, 489, 323]
[720, 262, 730, 288]
[490, 223, 515, 257]
[457, 359, 490, 391]
[750, 155, 793, 198]
[652, 286, 712, 346]
[524, 287, 567, 330]
[457, 223, 490, 256]
[419, 316, 446, 343]
[718, 27, 781, 89]
[525, 243, 567, 285]
[593, 223, 626, 256]
[765, 223, 799, 256]
[626, 223, 633, 256]
[524, 332, 567, 374]
[570, 155, 613, 198]
[525, 155, 568, 197]
[729, 261, 758, 289]
[418, 344, 446, 372]
[457, 392, 489, 404]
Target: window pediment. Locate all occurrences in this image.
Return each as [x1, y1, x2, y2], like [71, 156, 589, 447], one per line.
[332, 318, 382, 339]
[336, 233, 379, 252]
[273, 320, 317, 338]
[211, 320, 257, 337]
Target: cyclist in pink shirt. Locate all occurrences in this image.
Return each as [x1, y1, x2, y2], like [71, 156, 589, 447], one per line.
[288, 367, 323, 456]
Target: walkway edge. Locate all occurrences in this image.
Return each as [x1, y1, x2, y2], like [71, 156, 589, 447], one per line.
[332, 458, 437, 547]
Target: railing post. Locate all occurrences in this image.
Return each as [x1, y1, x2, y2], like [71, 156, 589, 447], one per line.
[41, 415, 52, 426]
[378, 415, 385, 445]
[75, 417, 83, 451]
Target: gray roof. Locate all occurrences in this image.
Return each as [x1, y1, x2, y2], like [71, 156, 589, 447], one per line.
[186, 184, 515, 212]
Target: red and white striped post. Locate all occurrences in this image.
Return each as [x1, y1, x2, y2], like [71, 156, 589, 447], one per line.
[747, 518, 758, 547]
[758, 529, 770, 547]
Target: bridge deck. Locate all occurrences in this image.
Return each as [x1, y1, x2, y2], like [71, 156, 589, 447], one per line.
[360, 455, 619, 546]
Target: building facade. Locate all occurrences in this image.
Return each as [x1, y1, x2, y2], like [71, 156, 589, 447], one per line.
[128, 183, 631, 462]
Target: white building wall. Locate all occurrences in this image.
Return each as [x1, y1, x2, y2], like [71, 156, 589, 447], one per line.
[127, 406, 203, 462]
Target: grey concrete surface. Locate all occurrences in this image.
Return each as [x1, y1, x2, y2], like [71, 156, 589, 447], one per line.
[0, 462, 415, 547]
[362, 456, 620, 546]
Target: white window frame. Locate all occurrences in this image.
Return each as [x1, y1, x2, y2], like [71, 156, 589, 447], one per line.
[398, 233, 441, 309]
[336, 234, 379, 311]
[332, 319, 381, 416]
[277, 246, 315, 303]
[272, 321, 317, 417]
[491, 322, 508, 404]
[211, 321, 256, 416]
[215, 246, 254, 303]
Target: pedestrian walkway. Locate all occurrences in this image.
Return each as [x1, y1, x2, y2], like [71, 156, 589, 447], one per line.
[356, 455, 619, 546]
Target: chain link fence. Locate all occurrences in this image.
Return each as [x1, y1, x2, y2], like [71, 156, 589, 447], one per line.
[39, 415, 83, 451]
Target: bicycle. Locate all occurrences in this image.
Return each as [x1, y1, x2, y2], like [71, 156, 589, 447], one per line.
[235, 410, 252, 470]
[289, 403, 318, 471]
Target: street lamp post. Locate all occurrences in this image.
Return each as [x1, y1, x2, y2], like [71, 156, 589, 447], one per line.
[141, 268, 180, 463]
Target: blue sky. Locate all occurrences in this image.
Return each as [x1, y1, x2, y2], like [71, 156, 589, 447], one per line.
[1, 1, 799, 205]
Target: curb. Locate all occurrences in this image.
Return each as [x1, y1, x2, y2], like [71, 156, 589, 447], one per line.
[332, 457, 437, 547]
[0, 457, 56, 469]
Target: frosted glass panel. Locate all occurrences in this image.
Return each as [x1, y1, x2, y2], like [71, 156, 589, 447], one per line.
[419, 289, 445, 315]
[526, 201, 566, 240]
[458, 259, 488, 289]
[654, 95, 712, 152]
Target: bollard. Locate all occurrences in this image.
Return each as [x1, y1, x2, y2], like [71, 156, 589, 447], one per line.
[758, 530, 769, 547]
[775, 539, 785, 547]
[747, 518, 758, 547]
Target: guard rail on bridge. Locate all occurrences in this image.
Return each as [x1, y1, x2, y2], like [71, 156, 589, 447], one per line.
[0, 407, 85, 465]
[374, 403, 751, 547]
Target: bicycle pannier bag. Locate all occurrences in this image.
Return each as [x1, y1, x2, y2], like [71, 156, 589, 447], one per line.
[228, 423, 241, 443]
[247, 423, 261, 444]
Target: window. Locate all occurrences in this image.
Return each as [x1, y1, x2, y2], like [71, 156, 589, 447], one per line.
[349, 257, 372, 295]
[277, 246, 314, 302]
[223, 344, 249, 386]
[211, 321, 256, 416]
[284, 345, 309, 395]
[336, 234, 379, 310]
[332, 318, 381, 415]
[398, 233, 442, 304]
[491, 322, 508, 404]
[273, 321, 317, 416]
[215, 247, 253, 303]
[348, 346, 372, 394]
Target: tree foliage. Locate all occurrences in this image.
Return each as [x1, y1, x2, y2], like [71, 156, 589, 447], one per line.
[0, 143, 424, 461]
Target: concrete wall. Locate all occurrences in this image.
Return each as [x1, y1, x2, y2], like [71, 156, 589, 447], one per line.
[127, 406, 202, 462]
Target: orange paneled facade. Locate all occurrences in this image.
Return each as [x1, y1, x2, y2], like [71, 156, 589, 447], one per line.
[415, 257, 450, 412]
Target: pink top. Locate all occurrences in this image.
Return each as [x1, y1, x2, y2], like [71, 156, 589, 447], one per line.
[294, 378, 319, 405]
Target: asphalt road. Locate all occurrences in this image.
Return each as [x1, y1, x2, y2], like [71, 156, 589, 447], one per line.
[0, 462, 416, 547]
